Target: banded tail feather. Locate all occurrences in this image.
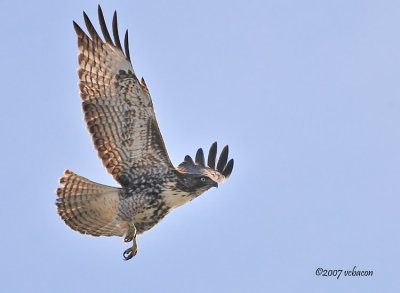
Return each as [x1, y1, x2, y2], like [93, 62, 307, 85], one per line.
[55, 6, 235, 260]
[56, 170, 128, 237]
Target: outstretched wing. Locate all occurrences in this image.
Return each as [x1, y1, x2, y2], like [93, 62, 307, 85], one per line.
[74, 6, 174, 186]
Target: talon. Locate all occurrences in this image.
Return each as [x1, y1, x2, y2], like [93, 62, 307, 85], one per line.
[124, 222, 137, 243]
[123, 221, 138, 260]
[123, 246, 137, 261]
[124, 234, 133, 243]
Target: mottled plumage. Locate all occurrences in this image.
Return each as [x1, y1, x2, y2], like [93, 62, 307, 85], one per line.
[56, 6, 234, 260]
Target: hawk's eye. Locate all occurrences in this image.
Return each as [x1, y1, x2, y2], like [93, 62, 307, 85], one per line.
[200, 177, 206, 182]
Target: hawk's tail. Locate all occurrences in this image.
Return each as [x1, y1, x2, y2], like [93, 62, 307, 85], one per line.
[56, 170, 127, 237]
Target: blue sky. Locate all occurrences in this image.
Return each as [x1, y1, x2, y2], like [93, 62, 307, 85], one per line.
[1, 0, 400, 292]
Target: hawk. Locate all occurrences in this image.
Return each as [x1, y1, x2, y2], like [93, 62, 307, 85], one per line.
[56, 6, 234, 260]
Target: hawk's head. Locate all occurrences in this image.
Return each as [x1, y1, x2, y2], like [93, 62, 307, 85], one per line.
[176, 142, 234, 195]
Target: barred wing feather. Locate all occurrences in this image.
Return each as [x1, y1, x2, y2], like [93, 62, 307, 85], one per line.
[74, 7, 173, 186]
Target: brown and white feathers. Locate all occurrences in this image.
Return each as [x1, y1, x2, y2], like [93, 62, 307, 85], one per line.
[56, 6, 234, 259]
[74, 7, 174, 187]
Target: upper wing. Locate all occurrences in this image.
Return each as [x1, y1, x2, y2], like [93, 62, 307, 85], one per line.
[74, 6, 174, 186]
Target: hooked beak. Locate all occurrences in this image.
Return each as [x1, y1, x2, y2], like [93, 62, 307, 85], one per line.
[212, 181, 218, 188]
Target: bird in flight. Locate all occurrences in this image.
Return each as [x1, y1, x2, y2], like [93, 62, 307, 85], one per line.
[56, 6, 234, 260]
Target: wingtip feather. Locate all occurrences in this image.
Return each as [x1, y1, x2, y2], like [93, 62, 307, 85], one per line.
[73, 21, 84, 34]
[207, 142, 217, 168]
[195, 148, 205, 167]
[222, 159, 234, 178]
[217, 145, 229, 172]
[112, 11, 123, 50]
[184, 155, 195, 165]
[124, 29, 131, 62]
[83, 11, 101, 41]
[98, 5, 113, 45]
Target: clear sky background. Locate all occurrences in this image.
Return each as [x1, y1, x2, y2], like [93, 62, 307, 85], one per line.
[1, 0, 399, 292]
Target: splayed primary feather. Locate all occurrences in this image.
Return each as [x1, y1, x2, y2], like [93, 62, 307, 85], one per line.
[56, 5, 234, 260]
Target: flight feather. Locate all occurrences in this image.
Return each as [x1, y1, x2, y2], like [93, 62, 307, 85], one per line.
[74, 6, 173, 186]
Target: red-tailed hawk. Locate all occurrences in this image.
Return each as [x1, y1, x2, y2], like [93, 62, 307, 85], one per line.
[56, 6, 234, 260]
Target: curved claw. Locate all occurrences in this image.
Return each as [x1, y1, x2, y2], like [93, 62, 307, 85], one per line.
[124, 234, 133, 243]
[123, 246, 138, 261]
[124, 224, 136, 243]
